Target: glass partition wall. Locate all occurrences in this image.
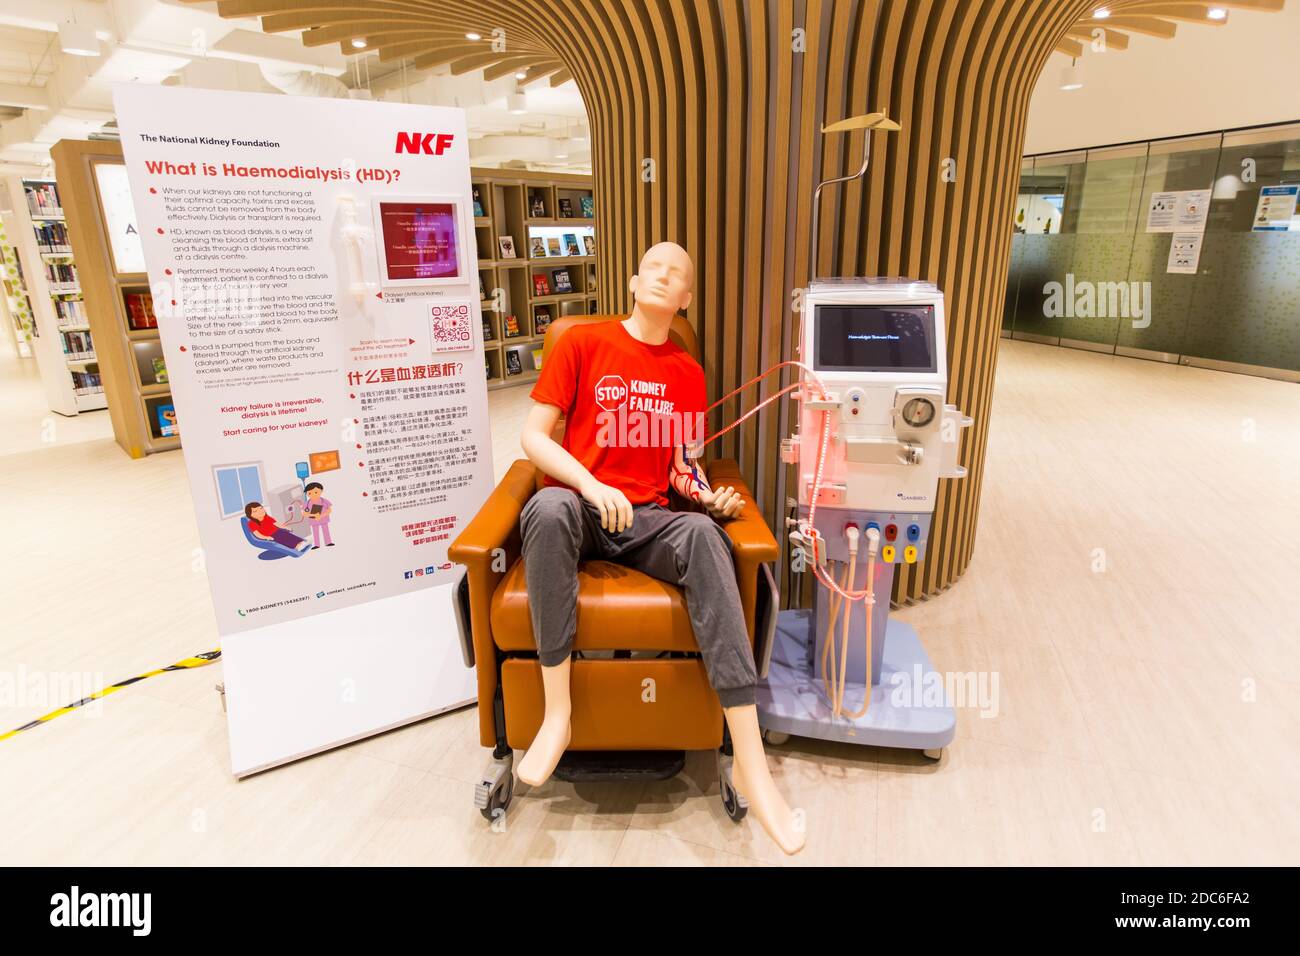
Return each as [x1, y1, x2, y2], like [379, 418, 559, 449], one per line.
[1003, 122, 1300, 380]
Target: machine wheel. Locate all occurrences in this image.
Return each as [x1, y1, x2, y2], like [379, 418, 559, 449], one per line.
[716, 750, 749, 822]
[474, 753, 515, 822]
[764, 730, 791, 746]
[922, 747, 944, 762]
[720, 775, 747, 822]
[478, 773, 513, 821]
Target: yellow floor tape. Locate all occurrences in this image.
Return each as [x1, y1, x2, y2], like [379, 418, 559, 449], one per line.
[0, 650, 221, 743]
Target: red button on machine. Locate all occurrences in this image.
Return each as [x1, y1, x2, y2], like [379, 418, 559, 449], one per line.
[884, 523, 898, 541]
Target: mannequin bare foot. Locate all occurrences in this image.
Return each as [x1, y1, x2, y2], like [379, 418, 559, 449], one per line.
[730, 752, 806, 855]
[517, 716, 571, 787]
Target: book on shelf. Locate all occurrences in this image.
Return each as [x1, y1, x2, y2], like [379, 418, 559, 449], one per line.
[531, 346, 544, 370]
[482, 315, 494, 340]
[533, 274, 551, 296]
[563, 233, 581, 256]
[505, 350, 523, 376]
[472, 185, 485, 217]
[551, 269, 572, 293]
[546, 237, 562, 256]
[24, 182, 62, 218]
[580, 195, 595, 218]
[123, 291, 157, 330]
[503, 314, 522, 338]
[583, 234, 596, 256]
[156, 403, 179, 438]
[497, 235, 516, 259]
[34, 221, 70, 252]
[152, 356, 168, 385]
[530, 194, 546, 217]
[558, 198, 574, 218]
[533, 306, 553, 335]
[529, 236, 547, 258]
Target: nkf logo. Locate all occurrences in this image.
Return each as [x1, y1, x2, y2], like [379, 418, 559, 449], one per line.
[395, 132, 455, 155]
[594, 375, 628, 411]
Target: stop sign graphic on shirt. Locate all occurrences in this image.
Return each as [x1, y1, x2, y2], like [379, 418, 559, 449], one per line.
[594, 374, 628, 411]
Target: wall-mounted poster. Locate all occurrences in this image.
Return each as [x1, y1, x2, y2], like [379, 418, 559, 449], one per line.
[1252, 185, 1298, 232]
[374, 197, 465, 285]
[92, 161, 147, 275]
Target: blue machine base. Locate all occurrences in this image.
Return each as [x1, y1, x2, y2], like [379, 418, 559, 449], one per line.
[757, 609, 956, 751]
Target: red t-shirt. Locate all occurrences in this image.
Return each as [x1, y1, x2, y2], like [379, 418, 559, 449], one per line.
[248, 514, 279, 536]
[531, 320, 705, 505]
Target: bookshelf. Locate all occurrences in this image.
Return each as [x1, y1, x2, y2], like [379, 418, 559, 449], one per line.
[471, 167, 597, 389]
[50, 139, 173, 457]
[0, 216, 36, 359]
[0, 174, 105, 415]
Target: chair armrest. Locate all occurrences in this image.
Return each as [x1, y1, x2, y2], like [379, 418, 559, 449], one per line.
[448, 458, 539, 747]
[706, 458, 780, 647]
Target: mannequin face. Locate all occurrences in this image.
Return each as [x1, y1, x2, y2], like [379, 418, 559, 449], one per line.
[628, 242, 694, 316]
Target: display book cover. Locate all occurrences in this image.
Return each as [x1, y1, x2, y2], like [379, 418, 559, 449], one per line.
[372, 196, 467, 287]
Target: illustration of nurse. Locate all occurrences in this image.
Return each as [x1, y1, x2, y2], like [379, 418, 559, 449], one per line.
[303, 481, 335, 548]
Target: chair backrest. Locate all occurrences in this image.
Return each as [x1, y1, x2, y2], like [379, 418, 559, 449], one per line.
[541, 313, 700, 365]
[533, 314, 699, 487]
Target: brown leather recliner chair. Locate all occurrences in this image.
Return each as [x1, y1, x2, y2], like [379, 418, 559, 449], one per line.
[448, 315, 779, 821]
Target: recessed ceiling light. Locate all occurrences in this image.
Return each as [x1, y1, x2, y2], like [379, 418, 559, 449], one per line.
[465, 32, 482, 41]
[1093, 7, 1110, 18]
[1207, 7, 1227, 19]
[351, 38, 367, 49]
[515, 71, 527, 80]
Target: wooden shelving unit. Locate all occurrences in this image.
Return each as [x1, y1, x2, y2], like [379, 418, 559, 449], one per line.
[0, 174, 105, 415]
[51, 139, 174, 457]
[471, 168, 597, 390]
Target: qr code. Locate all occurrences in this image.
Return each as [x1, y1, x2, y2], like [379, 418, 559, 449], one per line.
[431, 303, 473, 353]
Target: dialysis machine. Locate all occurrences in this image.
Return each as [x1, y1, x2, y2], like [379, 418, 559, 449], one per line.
[753, 113, 972, 756]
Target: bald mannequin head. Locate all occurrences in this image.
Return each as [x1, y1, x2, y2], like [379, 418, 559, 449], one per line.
[628, 241, 694, 318]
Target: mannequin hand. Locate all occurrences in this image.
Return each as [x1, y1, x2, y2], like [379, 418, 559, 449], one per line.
[697, 484, 745, 520]
[579, 479, 635, 532]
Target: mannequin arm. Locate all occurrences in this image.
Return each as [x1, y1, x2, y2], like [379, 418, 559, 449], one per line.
[520, 402, 595, 492]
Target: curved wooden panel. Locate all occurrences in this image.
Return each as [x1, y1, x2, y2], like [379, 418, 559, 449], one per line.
[192, 0, 1194, 601]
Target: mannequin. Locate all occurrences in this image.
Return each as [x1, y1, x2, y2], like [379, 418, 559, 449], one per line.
[516, 241, 805, 855]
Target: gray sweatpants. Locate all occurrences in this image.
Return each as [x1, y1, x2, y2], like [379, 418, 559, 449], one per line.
[519, 486, 757, 708]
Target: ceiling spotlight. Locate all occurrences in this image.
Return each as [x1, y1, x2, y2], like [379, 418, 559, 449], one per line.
[506, 92, 527, 114]
[515, 71, 528, 80]
[1207, 7, 1227, 19]
[465, 31, 482, 41]
[1092, 6, 1110, 18]
[58, 22, 100, 57]
[1059, 59, 1083, 91]
[351, 38, 367, 49]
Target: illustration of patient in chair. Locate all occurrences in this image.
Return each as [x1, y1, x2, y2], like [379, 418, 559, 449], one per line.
[242, 502, 311, 558]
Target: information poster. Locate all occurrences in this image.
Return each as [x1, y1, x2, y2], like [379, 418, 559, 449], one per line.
[1146, 189, 1210, 233]
[114, 85, 491, 774]
[1166, 233, 1203, 274]
[1252, 184, 1298, 232]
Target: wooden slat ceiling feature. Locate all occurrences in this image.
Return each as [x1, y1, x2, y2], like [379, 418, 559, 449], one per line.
[178, 0, 1266, 603]
[1053, 0, 1285, 56]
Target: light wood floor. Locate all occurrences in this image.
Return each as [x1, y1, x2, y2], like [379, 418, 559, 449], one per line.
[1, 339, 1296, 866]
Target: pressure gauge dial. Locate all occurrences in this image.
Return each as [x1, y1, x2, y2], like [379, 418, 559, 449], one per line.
[900, 397, 936, 428]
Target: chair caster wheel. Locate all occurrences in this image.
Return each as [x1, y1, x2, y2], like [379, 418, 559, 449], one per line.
[763, 730, 790, 746]
[716, 750, 749, 822]
[475, 753, 515, 822]
[922, 747, 944, 762]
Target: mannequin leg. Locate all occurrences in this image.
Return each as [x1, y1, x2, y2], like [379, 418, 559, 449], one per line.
[725, 704, 806, 855]
[615, 507, 804, 854]
[516, 657, 572, 786]
[517, 489, 600, 787]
